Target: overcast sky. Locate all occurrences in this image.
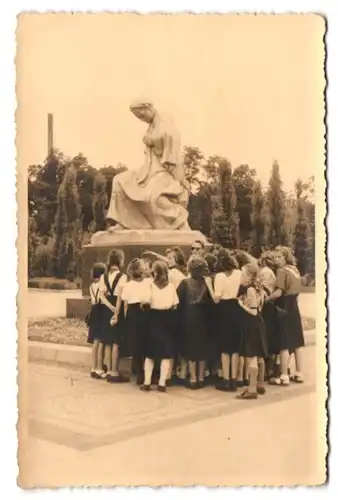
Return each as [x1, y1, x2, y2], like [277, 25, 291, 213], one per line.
[17, 13, 325, 192]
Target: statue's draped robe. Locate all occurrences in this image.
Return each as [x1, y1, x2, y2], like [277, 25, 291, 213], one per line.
[107, 113, 190, 230]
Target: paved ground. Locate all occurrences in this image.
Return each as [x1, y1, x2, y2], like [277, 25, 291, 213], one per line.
[19, 345, 326, 488]
[27, 288, 316, 320]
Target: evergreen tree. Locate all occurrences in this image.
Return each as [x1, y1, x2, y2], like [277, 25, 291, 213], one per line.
[28, 217, 38, 277]
[266, 160, 287, 248]
[210, 189, 231, 247]
[251, 180, 267, 257]
[219, 159, 240, 248]
[92, 172, 108, 231]
[293, 179, 311, 275]
[233, 164, 256, 244]
[53, 163, 82, 278]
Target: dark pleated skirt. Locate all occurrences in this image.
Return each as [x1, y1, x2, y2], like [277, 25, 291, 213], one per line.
[261, 301, 280, 356]
[239, 311, 268, 358]
[87, 303, 104, 344]
[171, 308, 182, 359]
[181, 303, 209, 362]
[120, 303, 147, 359]
[217, 299, 241, 355]
[98, 295, 124, 346]
[144, 309, 175, 360]
[275, 294, 305, 352]
[205, 301, 220, 368]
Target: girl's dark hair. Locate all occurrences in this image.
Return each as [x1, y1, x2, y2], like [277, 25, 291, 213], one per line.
[152, 260, 169, 287]
[217, 248, 239, 272]
[92, 262, 107, 280]
[204, 252, 218, 275]
[166, 246, 186, 273]
[188, 255, 209, 279]
[127, 258, 143, 280]
[210, 243, 223, 256]
[107, 249, 124, 270]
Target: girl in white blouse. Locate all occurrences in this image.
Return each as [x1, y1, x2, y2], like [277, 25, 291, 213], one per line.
[205, 248, 242, 392]
[87, 262, 107, 379]
[99, 249, 128, 383]
[236, 264, 268, 400]
[118, 258, 152, 384]
[141, 260, 179, 393]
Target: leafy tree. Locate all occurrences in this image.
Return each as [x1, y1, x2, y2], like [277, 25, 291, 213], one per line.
[183, 146, 204, 191]
[28, 217, 38, 277]
[92, 171, 108, 231]
[233, 164, 256, 243]
[99, 163, 128, 207]
[266, 160, 287, 248]
[28, 150, 67, 235]
[202, 155, 222, 184]
[293, 179, 311, 275]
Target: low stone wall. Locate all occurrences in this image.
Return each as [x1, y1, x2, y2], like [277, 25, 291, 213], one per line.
[66, 298, 90, 320]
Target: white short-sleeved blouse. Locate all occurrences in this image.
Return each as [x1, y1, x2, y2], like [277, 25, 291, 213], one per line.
[150, 282, 179, 310]
[168, 268, 186, 289]
[121, 280, 152, 305]
[99, 270, 127, 297]
[214, 269, 242, 300]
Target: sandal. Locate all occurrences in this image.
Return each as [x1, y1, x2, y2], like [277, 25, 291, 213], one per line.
[185, 380, 199, 390]
[106, 373, 129, 383]
[268, 377, 289, 386]
[140, 384, 151, 392]
[236, 389, 258, 400]
[215, 379, 231, 392]
[292, 375, 304, 384]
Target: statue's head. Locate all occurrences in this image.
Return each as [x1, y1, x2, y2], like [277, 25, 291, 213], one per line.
[130, 99, 155, 123]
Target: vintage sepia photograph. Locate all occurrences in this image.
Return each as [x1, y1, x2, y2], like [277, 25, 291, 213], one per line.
[17, 13, 327, 487]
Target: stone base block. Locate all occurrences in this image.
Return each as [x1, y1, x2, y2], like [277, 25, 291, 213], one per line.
[66, 298, 90, 320]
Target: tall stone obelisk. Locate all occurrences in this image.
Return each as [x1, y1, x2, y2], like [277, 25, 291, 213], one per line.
[47, 113, 54, 154]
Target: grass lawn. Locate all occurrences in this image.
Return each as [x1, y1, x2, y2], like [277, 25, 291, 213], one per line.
[28, 316, 316, 348]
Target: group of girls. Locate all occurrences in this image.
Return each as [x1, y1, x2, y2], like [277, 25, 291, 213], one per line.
[86, 242, 305, 400]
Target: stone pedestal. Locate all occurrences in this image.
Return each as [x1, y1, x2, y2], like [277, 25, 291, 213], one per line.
[80, 229, 209, 296]
[67, 229, 208, 318]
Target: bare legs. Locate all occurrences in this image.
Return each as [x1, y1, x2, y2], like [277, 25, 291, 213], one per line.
[247, 357, 259, 394]
[221, 353, 230, 380]
[231, 353, 239, 385]
[294, 347, 304, 381]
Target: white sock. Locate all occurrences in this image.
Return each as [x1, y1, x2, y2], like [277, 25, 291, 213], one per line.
[144, 358, 154, 385]
[159, 359, 170, 386]
[179, 359, 188, 379]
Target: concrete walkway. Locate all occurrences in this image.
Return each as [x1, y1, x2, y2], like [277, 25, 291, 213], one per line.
[20, 345, 326, 487]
